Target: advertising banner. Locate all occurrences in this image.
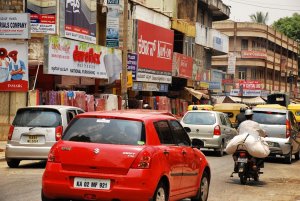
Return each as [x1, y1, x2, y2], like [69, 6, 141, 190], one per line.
[27, 0, 57, 34]
[230, 89, 262, 97]
[235, 80, 261, 90]
[211, 69, 223, 82]
[137, 20, 174, 84]
[0, 13, 30, 39]
[0, 41, 29, 92]
[227, 52, 236, 75]
[172, 52, 193, 79]
[132, 82, 168, 92]
[106, 0, 120, 48]
[60, 0, 96, 44]
[44, 36, 122, 83]
[127, 53, 138, 80]
[209, 81, 221, 90]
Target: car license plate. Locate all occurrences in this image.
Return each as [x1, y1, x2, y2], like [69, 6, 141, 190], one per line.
[74, 177, 110, 190]
[237, 158, 247, 163]
[27, 135, 39, 143]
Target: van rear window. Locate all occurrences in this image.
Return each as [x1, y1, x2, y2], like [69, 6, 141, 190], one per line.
[13, 108, 62, 127]
[253, 111, 286, 125]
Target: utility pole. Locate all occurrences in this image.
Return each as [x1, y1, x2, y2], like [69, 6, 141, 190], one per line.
[121, 0, 128, 108]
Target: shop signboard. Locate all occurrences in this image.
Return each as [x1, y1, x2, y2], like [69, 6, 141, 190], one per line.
[0, 13, 30, 39]
[211, 69, 223, 82]
[106, 0, 120, 48]
[235, 80, 261, 90]
[208, 81, 221, 90]
[60, 0, 96, 44]
[241, 50, 267, 59]
[199, 82, 209, 89]
[136, 20, 174, 84]
[172, 52, 193, 79]
[44, 35, 122, 82]
[26, 0, 57, 34]
[132, 82, 168, 92]
[0, 41, 29, 92]
[222, 79, 234, 84]
[127, 53, 138, 80]
[230, 89, 261, 97]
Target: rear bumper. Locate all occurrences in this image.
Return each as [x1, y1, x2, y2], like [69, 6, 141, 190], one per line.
[191, 136, 222, 149]
[42, 163, 159, 201]
[5, 143, 52, 160]
[265, 137, 291, 156]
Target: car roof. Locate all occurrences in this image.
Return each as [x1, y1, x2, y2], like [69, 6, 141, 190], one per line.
[185, 110, 220, 114]
[20, 105, 83, 110]
[76, 109, 176, 121]
[252, 107, 287, 113]
[213, 103, 248, 110]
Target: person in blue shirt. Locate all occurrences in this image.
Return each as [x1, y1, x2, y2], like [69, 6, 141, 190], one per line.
[8, 50, 26, 81]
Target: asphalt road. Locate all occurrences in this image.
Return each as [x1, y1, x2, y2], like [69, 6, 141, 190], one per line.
[1, 151, 300, 201]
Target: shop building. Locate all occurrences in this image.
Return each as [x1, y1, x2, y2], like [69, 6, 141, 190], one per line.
[212, 21, 299, 98]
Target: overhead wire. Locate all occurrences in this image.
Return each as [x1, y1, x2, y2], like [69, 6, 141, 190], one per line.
[225, 0, 300, 11]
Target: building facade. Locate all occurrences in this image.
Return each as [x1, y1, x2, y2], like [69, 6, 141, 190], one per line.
[212, 21, 299, 98]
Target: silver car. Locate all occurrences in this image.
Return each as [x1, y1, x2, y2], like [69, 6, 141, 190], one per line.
[180, 110, 238, 156]
[5, 105, 85, 168]
[252, 107, 300, 164]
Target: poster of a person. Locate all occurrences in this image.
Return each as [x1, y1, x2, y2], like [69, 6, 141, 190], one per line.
[0, 48, 10, 83]
[8, 50, 26, 81]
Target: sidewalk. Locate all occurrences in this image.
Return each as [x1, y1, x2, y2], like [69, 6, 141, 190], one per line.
[0, 140, 6, 161]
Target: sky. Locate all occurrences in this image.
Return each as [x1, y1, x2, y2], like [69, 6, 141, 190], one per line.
[222, 0, 300, 25]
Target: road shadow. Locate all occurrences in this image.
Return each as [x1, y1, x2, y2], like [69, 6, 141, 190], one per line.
[227, 176, 268, 187]
[264, 156, 297, 164]
[14, 160, 46, 169]
[201, 149, 229, 157]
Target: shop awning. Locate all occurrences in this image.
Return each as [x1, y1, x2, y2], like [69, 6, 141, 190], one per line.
[184, 87, 210, 100]
[171, 19, 196, 37]
[228, 96, 266, 105]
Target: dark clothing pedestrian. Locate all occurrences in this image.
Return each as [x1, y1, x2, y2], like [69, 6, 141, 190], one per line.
[236, 113, 246, 127]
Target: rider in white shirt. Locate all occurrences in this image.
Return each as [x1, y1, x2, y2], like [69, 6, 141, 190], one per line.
[238, 109, 266, 137]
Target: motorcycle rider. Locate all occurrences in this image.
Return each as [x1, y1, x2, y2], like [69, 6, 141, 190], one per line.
[235, 107, 247, 127]
[235, 109, 266, 171]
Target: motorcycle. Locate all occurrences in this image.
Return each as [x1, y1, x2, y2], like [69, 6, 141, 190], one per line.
[230, 145, 264, 185]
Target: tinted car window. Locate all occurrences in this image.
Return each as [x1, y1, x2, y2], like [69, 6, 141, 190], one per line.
[169, 120, 191, 146]
[288, 112, 297, 127]
[154, 121, 174, 144]
[253, 111, 286, 125]
[219, 114, 227, 126]
[224, 112, 233, 118]
[13, 108, 61, 127]
[182, 112, 216, 125]
[63, 118, 145, 145]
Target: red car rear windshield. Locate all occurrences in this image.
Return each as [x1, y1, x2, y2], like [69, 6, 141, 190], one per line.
[63, 118, 145, 145]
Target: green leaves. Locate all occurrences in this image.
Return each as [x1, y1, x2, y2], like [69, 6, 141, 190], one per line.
[272, 13, 300, 41]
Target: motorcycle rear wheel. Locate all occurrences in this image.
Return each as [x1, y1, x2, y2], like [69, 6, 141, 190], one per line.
[239, 174, 247, 185]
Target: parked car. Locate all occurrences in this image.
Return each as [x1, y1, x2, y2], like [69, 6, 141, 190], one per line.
[252, 107, 300, 164]
[5, 105, 85, 168]
[42, 110, 210, 201]
[180, 110, 238, 156]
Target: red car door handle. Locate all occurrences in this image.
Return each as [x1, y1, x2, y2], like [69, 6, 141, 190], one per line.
[163, 150, 169, 155]
[182, 150, 187, 155]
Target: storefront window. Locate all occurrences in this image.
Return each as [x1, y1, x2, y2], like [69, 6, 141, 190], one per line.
[238, 71, 246, 80]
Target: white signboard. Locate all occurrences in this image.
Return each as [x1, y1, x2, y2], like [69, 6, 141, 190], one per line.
[227, 52, 236, 75]
[0, 13, 31, 39]
[230, 89, 262, 97]
[44, 36, 122, 82]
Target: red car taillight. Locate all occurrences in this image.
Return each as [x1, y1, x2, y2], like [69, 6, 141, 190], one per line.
[8, 125, 14, 140]
[55, 126, 63, 141]
[214, 125, 221, 136]
[286, 119, 291, 138]
[131, 150, 152, 169]
[48, 146, 61, 163]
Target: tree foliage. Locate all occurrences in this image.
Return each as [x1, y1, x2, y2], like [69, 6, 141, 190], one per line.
[249, 12, 269, 25]
[272, 13, 300, 41]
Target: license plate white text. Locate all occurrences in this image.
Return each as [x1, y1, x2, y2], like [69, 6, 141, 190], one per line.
[74, 178, 110, 190]
[237, 158, 247, 163]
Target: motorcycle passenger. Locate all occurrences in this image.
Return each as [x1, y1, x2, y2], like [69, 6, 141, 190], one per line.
[236, 109, 266, 170]
[235, 107, 247, 127]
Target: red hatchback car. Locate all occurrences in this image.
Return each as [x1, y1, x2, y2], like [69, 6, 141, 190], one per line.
[42, 110, 211, 201]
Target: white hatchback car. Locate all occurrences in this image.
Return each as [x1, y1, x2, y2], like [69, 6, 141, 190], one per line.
[181, 110, 238, 156]
[5, 105, 85, 168]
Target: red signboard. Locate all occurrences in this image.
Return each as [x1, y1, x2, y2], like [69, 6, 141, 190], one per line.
[222, 79, 234, 84]
[172, 52, 193, 79]
[241, 50, 267, 59]
[137, 20, 174, 72]
[235, 80, 261, 90]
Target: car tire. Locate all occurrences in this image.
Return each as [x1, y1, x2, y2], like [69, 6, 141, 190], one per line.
[216, 142, 224, 157]
[6, 159, 20, 168]
[152, 181, 168, 201]
[284, 148, 292, 164]
[295, 151, 300, 161]
[191, 171, 210, 201]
